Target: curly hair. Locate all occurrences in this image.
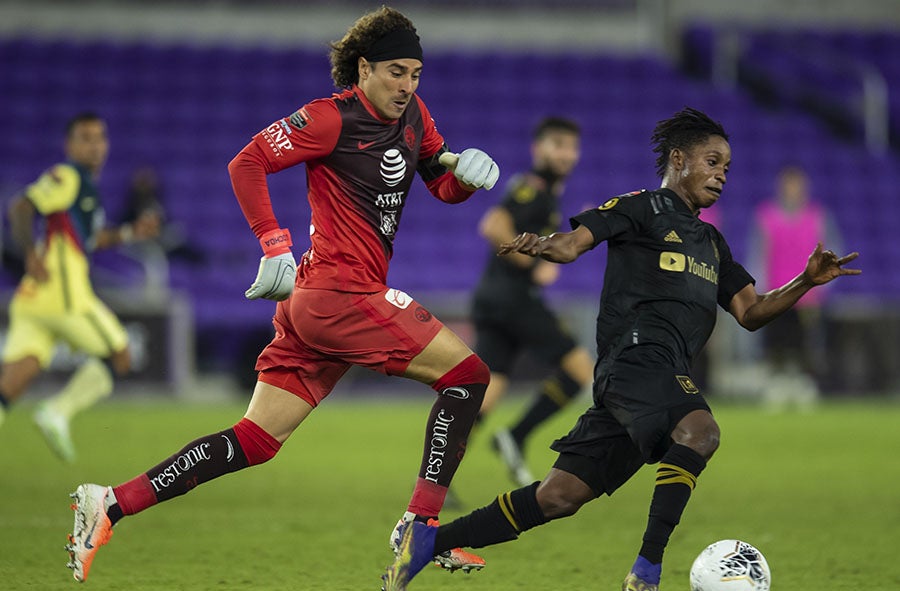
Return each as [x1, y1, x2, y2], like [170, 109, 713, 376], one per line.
[651, 107, 728, 179]
[329, 7, 418, 88]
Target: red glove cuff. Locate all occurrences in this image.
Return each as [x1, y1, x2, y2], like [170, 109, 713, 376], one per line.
[259, 228, 292, 256]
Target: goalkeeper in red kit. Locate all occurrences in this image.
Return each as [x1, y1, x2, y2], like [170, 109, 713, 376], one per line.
[66, 7, 499, 584]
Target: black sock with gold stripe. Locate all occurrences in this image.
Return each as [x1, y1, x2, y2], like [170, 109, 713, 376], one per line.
[639, 443, 706, 563]
[434, 482, 546, 553]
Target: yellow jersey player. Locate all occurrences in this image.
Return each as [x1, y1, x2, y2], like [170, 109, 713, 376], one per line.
[0, 112, 158, 462]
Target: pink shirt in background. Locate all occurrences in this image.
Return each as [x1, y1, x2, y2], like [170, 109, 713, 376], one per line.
[754, 200, 826, 307]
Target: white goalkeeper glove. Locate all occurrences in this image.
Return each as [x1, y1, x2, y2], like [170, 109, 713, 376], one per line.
[442, 148, 499, 190]
[245, 228, 296, 301]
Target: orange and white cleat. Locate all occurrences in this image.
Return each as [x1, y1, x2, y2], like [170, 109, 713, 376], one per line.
[66, 484, 114, 582]
[433, 547, 486, 573]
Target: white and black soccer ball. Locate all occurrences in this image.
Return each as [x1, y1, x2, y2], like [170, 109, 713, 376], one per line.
[689, 539, 771, 591]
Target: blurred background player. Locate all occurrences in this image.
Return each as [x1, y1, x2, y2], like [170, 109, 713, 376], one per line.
[750, 164, 842, 409]
[383, 107, 861, 591]
[66, 7, 498, 584]
[0, 112, 158, 462]
[121, 165, 204, 266]
[471, 116, 594, 486]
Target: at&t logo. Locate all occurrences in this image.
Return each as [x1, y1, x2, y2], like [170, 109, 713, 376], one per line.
[380, 149, 406, 187]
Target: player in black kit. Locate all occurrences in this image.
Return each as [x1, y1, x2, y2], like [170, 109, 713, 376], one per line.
[383, 107, 860, 591]
[471, 117, 594, 487]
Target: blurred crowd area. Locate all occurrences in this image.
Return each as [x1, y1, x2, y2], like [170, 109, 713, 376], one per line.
[1, 0, 898, 399]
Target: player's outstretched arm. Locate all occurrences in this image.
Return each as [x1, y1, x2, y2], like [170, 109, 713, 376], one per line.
[497, 225, 595, 264]
[730, 242, 860, 331]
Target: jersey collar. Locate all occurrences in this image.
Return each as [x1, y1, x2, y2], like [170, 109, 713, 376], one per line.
[657, 187, 697, 216]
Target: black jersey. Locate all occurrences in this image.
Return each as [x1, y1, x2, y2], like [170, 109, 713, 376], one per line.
[474, 171, 561, 297]
[571, 188, 754, 370]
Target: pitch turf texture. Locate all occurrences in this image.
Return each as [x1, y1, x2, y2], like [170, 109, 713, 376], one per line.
[1, 394, 897, 590]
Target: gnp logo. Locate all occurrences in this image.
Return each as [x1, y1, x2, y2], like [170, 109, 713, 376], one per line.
[380, 149, 407, 187]
[262, 119, 294, 157]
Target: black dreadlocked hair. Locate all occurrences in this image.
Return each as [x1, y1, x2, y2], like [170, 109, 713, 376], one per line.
[651, 107, 728, 179]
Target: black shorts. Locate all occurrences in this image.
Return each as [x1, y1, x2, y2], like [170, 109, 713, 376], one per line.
[472, 291, 577, 375]
[550, 348, 710, 496]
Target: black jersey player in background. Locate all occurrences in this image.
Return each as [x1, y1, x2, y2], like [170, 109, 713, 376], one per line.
[383, 107, 860, 591]
[471, 117, 594, 487]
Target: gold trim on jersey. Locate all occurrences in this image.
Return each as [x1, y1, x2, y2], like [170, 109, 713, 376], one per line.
[676, 375, 700, 394]
[598, 197, 619, 210]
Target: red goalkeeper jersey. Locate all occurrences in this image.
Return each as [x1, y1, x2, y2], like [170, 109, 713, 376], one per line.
[229, 85, 473, 293]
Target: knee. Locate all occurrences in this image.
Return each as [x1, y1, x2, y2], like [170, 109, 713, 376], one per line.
[671, 410, 720, 461]
[432, 354, 490, 406]
[0, 358, 41, 400]
[536, 483, 590, 520]
[677, 424, 720, 460]
[109, 348, 131, 376]
[233, 418, 282, 466]
[0, 373, 25, 399]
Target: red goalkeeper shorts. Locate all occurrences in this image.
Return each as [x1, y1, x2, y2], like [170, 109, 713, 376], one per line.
[255, 286, 444, 407]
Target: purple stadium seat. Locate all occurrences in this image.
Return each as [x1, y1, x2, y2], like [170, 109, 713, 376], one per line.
[1, 36, 898, 366]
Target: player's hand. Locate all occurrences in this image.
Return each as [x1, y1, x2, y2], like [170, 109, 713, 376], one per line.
[246, 227, 296, 301]
[25, 251, 49, 282]
[498, 232, 546, 257]
[441, 148, 499, 190]
[802, 242, 861, 286]
[245, 252, 296, 301]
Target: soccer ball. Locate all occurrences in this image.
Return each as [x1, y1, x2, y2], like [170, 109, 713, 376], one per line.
[689, 539, 771, 591]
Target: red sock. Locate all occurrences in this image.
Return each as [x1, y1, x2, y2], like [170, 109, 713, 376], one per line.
[113, 473, 157, 516]
[408, 478, 448, 518]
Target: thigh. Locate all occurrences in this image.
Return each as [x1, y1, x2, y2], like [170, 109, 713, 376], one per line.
[600, 352, 710, 463]
[2, 312, 55, 368]
[258, 286, 449, 401]
[288, 287, 446, 376]
[58, 298, 129, 358]
[243, 380, 315, 443]
[256, 314, 351, 408]
[403, 325, 474, 385]
[550, 404, 645, 497]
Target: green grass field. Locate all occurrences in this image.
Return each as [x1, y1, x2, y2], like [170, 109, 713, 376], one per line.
[1, 392, 898, 590]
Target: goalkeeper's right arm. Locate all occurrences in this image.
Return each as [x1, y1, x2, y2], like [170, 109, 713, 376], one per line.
[228, 147, 297, 302]
[244, 227, 296, 301]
